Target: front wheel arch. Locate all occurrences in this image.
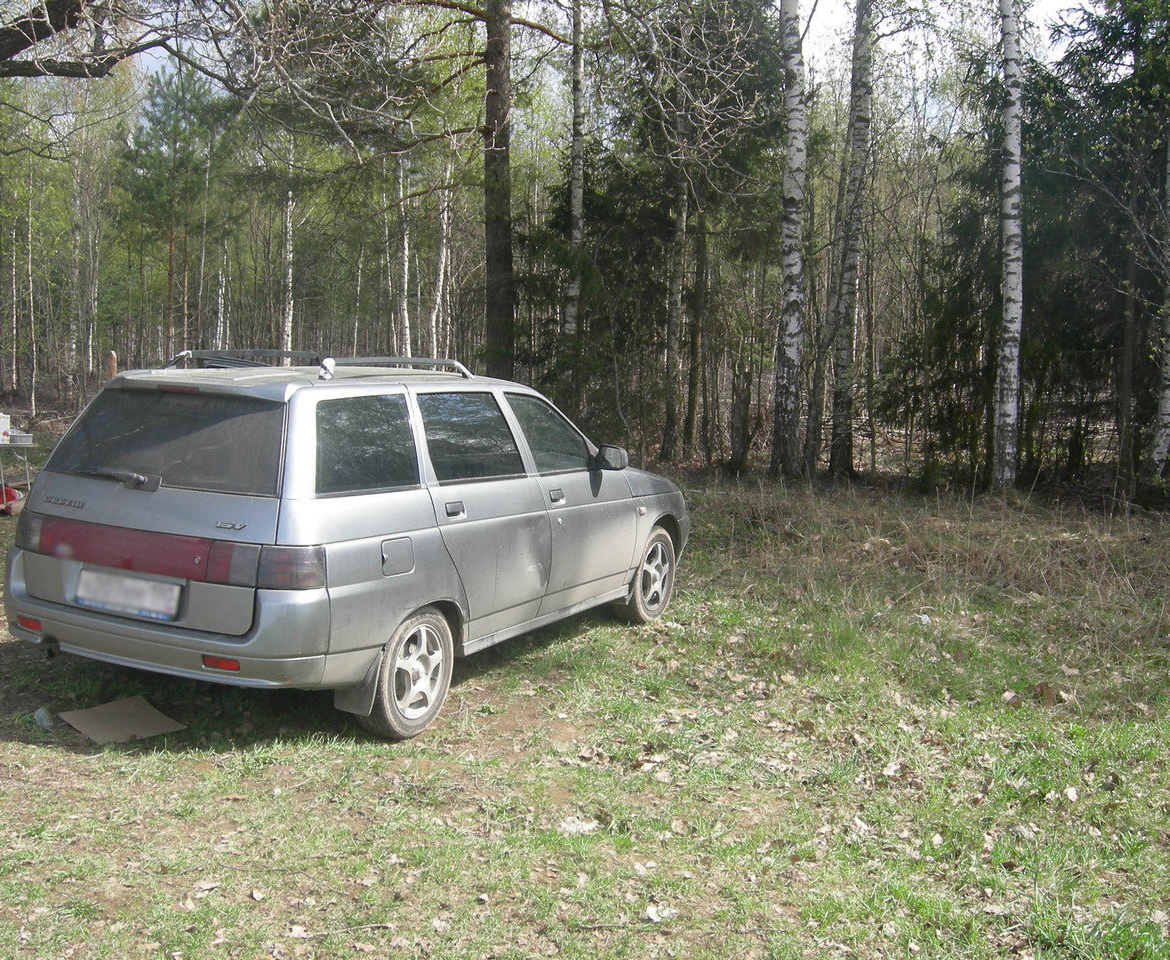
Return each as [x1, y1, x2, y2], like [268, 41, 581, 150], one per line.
[613, 525, 677, 624]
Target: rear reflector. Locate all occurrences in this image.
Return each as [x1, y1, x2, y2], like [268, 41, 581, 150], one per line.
[202, 655, 240, 672]
[17, 616, 41, 632]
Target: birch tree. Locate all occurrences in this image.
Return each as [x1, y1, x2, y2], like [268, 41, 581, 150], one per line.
[992, 0, 1024, 488]
[769, 0, 809, 478]
[828, 0, 875, 478]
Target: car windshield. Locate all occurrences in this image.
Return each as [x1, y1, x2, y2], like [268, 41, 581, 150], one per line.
[48, 388, 286, 496]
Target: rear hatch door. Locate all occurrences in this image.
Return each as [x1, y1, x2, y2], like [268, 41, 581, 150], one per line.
[22, 386, 285, 636]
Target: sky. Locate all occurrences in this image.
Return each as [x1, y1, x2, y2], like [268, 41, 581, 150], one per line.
[803, 0, 1083, 67]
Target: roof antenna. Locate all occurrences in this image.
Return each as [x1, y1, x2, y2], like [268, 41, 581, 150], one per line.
[318, 357, 336, 381]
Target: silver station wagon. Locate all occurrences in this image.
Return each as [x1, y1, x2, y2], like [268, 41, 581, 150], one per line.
[5, 352, 689, 738]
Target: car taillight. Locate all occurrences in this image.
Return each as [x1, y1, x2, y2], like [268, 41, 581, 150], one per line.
[14, 509, 42, 551]
[257, 545, 326, 590]
[17, 514, 325, 590]
[206, 541, 262, 586]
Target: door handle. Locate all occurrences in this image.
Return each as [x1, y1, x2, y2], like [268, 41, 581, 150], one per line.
[549, 488, 565, 504]
[445, 500, 465, 518]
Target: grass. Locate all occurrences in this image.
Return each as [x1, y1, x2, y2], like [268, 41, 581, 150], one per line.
[1, 476, 1169, 959]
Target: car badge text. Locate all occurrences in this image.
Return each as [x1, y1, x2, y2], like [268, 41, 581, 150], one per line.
[43, 496, 84, 509]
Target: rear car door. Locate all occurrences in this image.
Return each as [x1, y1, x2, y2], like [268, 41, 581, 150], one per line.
[415, 390, 552, 640]
[502, 392, 637, 615]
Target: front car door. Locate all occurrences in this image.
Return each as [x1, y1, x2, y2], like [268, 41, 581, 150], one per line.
[502, 392, 638, 616]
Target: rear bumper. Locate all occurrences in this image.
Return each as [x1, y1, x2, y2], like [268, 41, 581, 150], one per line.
[5, 547, 346, 689]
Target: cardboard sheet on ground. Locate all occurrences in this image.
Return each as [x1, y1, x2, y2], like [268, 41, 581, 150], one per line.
[59, 695, 186, 743]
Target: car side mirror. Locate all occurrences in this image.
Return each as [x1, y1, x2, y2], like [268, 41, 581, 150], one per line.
[593, 444, 629, 471]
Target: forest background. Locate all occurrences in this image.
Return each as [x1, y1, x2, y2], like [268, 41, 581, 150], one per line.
[1, 0, 1168, 496]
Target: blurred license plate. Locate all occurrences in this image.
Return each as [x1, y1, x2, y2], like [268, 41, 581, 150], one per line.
[76, 569, 181, 621]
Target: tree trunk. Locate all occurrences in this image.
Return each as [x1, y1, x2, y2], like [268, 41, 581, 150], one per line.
[684, 212, 707, 457]
[214, 248, 227, 350]
[353, 241, 363, 357]
[728, 355, 752, 476]
[803, 345, 826, 473]
[398, 154, 413, 357]
[68, 178, 81, 405]
[660, 165, 687, 462]
[381, 168, 396, 354]
[1117, 241, 1137, 493]
[196, 137, 213, 349]
[828, 0, 873, 479]
[769, 0, 809, 478]
[280, 181, 295, 360]
[1145, 138, 1170, 478]
[993, 0, 1024, 489]
[26, 170, 37, 419]
[430, 154, 453, 359]
[9, 221, 16, 392]
[484, 0, 515, 379]
[563, 0, 584, 345]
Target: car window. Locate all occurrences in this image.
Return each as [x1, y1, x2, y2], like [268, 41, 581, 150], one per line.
[417, 392, 524, 482]
[48, 389, 285, 496]
[316, 395, 419, 495]
[506, 394, 591, 473]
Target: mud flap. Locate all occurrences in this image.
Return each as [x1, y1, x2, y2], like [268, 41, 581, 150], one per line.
[333, 650, 384, 716]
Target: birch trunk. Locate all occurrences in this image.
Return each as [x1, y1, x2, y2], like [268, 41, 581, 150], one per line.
[769, 0, 809, 477]
[398, 155, 413, 357]
[993, 0, 1024, 488]
[9, 222, 16, 391]
[828, 0, 874, 479]
[68, 179, 81, 404]
[280, 183, 295, 361]
[214, 244, 227, 349]
[381, 170, 395, 354]
[1146, 137, 1170, 477]
[429, 154, 453, 358]
[26, 171, 37, 419]
[196, 139, 213, 347]
[562, 0, 584, 343]
[353, 243, 363, 357]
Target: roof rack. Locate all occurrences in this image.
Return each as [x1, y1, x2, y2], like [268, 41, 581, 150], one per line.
[334, 357, 474, 379]
[164, 350, 474, 378]
[165, 349, 322, 368]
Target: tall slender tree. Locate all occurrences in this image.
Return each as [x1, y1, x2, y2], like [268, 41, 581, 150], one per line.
[769, 0, 809, 478]
[484, 0, 515, 379]
[993, 0, 1024, 488]
[828, 0, 875, 478]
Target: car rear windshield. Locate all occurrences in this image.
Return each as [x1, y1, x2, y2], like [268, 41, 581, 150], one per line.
[48, 388, 286, 496]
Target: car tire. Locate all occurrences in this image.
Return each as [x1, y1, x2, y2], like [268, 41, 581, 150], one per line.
[359, 607, 454, 740]
[613, 526, 676, 624]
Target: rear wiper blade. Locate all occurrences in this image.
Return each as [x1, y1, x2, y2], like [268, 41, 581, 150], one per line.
[74, 467, 161, 491]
